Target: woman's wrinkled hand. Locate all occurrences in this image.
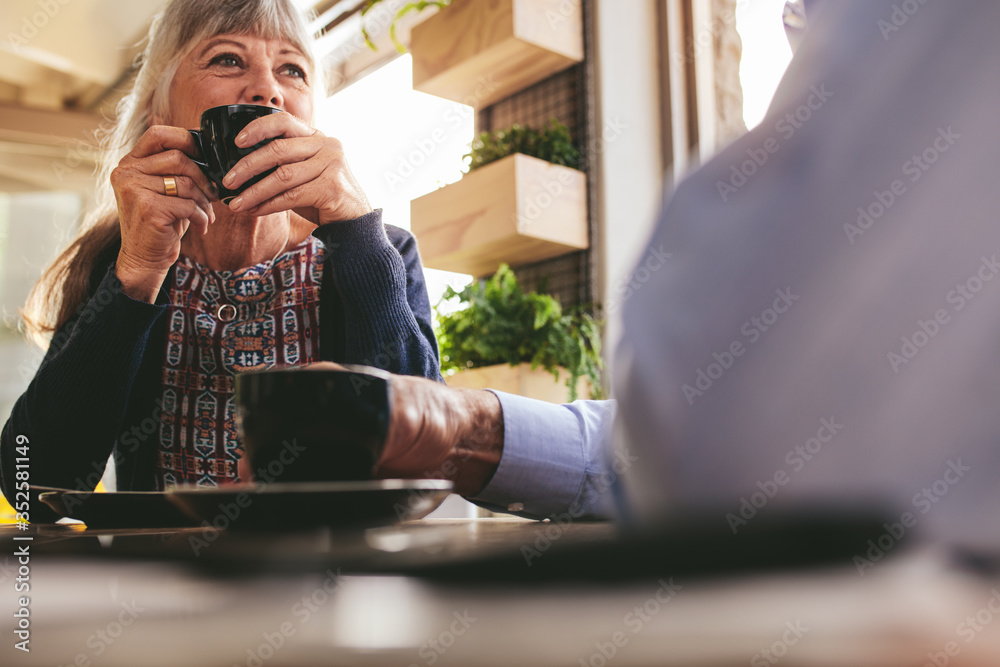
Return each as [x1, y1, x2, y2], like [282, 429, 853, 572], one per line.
[220, 113, 373, 225]
[111, 125, 217, 302]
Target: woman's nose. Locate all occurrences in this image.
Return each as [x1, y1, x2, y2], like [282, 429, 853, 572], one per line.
[243, 68, 283, 108]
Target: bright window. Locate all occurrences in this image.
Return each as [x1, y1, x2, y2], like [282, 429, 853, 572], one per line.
[736, 0, 794, 129]
[318, 54, 475, 312]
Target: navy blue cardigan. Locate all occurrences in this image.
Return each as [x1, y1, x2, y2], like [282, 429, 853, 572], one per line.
[0, 210, 442, 514]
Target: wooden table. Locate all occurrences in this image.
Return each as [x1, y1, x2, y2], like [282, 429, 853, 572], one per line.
[3, 517, 1000, 666]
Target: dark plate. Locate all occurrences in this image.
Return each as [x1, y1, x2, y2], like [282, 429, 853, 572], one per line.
[165, 479, 453, 531]
[34, 486, 199, 529]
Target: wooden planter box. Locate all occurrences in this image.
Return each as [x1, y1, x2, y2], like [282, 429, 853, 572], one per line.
[445, 362, 588, 404]
[411, 153, 588, 277]
[410, 0, 583, 108]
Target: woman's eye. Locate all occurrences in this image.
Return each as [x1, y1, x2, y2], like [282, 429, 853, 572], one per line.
[211, 54, 241, 68]
[283, 65, 306, 79]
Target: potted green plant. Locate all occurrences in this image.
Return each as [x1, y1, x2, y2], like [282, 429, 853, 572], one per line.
[465, 120, 580, 172]
[436, 264, 603, 402]
[411, 120, 588, 277]
[360, 0, 455, 53]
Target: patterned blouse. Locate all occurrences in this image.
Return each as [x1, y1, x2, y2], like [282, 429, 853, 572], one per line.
[156, 236, 327, 487]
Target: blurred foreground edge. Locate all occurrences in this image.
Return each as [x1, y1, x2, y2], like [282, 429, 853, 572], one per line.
[392, 505, 902, 586]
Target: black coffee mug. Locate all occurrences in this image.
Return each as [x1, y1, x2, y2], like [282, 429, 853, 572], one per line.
[234, 366, 392, 484]
[189, 104, 284, 204]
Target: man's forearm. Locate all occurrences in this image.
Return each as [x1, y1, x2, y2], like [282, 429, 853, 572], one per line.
[449, 389, 504, 496]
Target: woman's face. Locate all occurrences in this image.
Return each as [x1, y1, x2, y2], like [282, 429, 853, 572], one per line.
[162, 32, 314, 129]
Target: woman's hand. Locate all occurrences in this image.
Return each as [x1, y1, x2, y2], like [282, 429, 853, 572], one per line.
[220, 113, 373, 225]
[111, 126, 217, 302]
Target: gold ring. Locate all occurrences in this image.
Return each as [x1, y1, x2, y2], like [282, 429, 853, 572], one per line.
[163, 176, 178, 197]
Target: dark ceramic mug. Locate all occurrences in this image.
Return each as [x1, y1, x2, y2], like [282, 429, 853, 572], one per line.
[234, 366, 392, 484]
[188, 104, 283, 204]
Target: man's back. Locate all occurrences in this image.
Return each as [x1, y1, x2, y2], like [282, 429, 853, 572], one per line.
[618, 0, 1000, 549]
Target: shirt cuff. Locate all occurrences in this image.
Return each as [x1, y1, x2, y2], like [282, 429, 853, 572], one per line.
[470, 390, 588, 518]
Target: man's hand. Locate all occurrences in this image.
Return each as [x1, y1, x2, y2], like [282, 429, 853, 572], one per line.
[376, 374, 504, 497]
[271, 364, 504, 496]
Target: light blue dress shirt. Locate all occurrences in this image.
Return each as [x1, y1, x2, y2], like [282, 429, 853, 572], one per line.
[470, 391, 618, 520]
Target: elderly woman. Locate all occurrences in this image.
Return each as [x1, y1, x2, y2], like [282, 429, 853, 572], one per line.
[0, 0, 441, 507]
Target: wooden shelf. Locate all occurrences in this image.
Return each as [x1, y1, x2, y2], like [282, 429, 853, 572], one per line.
[410, 0, 583, 108]
[410, 153, 588, 277]
[445, 362, 587, 404]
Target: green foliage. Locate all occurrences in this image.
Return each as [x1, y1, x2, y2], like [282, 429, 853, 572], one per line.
[361, 0, 456, 53]
[465, 119, 581, 173]
[436, 264, 604, 401]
